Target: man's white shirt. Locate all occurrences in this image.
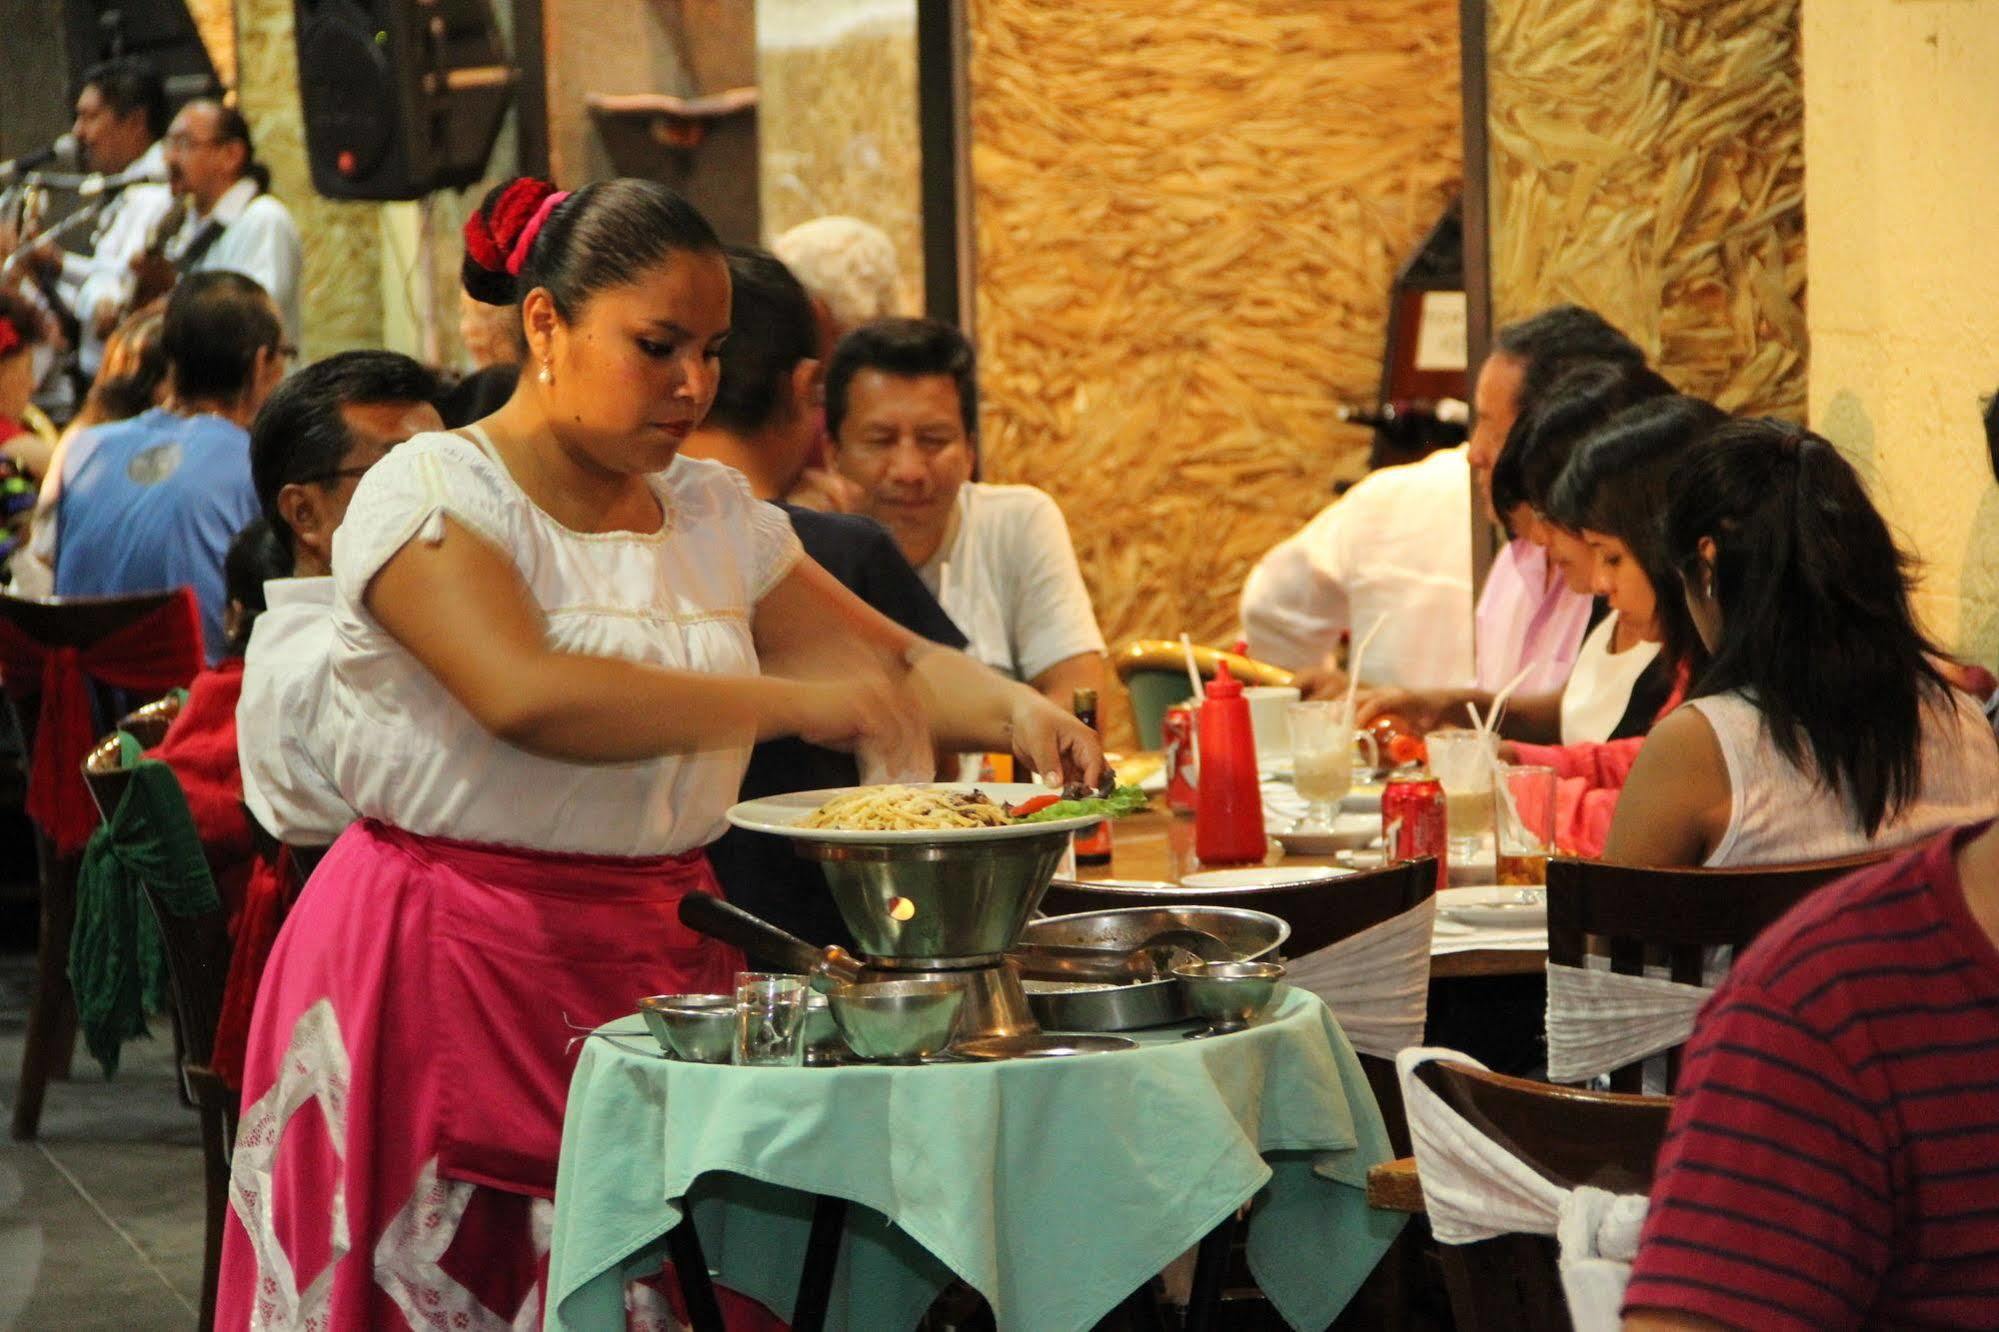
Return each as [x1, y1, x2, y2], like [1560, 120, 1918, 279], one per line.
[238, 575, 352, 844]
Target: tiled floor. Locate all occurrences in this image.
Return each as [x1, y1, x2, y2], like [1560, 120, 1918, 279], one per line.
[0, 950, 208, 1330]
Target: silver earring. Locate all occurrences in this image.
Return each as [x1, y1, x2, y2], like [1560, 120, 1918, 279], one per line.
[539, 361, 553, 386]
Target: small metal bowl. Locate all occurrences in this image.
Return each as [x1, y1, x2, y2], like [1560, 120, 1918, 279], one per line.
[1172, 960, 1285, 1037]
[827, 979, 965, 1062]
[638, 994, 737, 1063]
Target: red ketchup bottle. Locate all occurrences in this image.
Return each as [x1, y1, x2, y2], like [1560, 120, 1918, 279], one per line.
[1194, 661, 1266, 865]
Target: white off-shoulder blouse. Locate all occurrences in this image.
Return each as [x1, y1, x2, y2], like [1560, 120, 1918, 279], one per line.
[323, 428, 802, 857]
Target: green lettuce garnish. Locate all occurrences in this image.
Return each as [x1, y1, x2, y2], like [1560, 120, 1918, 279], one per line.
[1016, 784, 1151, 823]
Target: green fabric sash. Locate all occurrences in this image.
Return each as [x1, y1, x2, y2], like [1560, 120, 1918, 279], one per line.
[68, 741, 222, 1076]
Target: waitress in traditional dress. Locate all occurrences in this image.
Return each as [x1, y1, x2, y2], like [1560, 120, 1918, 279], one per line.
[217, 177, 1104, 1330]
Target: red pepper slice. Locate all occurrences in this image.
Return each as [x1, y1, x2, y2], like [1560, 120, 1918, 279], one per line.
[1007, 794, 1062, 818]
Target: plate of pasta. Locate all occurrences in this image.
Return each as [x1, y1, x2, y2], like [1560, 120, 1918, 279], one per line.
[727, 782, 1137, 844]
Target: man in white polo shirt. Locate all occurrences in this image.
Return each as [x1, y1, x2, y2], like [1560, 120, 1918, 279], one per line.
[827, 316, 1107, 709]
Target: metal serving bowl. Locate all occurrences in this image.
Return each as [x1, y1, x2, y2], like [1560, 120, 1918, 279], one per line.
[799, 831, 1072, 964]
[1172, 960, 1286, 1035]
[1018, 906, 1289, 1031]
[826, 979, 966, 1061]
[638, 994, 737, 1063]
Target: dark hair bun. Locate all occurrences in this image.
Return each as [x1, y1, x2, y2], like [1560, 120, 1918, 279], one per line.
[461, 176, 561, 306]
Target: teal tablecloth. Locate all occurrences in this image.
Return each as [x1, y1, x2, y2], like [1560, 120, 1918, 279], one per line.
[547, 987, 1404, 1332]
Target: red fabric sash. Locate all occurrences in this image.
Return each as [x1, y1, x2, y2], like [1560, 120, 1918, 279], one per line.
[0, 590, 205, 853]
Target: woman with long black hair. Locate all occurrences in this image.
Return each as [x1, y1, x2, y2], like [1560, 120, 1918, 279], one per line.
[1605, 418, 1999, 867]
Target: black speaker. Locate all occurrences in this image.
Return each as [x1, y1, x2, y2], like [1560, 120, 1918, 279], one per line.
[294, 0, 514, 201]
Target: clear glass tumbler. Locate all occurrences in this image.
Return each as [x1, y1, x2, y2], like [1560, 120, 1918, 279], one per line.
[733, 972, 808, 1067]
[1495, 763, 1557, 892]
[1425, 727, 1498, 864]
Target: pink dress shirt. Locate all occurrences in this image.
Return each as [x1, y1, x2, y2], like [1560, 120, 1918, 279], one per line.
[1474, 538, 1594, 694]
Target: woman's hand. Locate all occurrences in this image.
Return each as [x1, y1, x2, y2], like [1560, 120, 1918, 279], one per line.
[789, 671, 934, 782]
[1356, 687, 1461, 733]
[1007, 688, 1108, 790]
[1293, 663, 1350, 701]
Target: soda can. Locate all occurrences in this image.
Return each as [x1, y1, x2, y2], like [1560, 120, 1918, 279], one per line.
[1163, 703, 1198, 813]
[1382, 774, 1447, 892]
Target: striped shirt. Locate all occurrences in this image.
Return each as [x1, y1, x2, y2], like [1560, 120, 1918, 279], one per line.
[1624, 822, 1999, 1330]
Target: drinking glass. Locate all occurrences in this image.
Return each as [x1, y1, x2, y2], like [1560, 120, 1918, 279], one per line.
[1286, 701, 1378, 832]
[1495, 764, 1557, 892]
[733, 972, 808, 1067]
[1425, 728, 1498, 862]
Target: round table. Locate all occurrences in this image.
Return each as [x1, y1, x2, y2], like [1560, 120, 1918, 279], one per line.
[546, 988, 1404, 1332]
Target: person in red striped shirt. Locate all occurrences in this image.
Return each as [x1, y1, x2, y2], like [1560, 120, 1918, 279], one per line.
[1622, 817, 1999, 1330]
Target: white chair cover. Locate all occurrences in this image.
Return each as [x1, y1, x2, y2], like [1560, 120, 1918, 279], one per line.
[1543, 962, 1713, 1083]
[1283, 897, 1435, 1059]
[1396, 1047, 1649, 1332]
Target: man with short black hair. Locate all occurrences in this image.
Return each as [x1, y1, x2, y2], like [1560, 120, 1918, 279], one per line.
[52, 270, 285, 659]
[1468, 304, 1650, 693]
[163, 98, 301, 345]
[827, 316, 1107, 712]
[237, 350, 442, 845]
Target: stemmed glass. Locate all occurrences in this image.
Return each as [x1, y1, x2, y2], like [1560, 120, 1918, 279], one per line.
[1286, 701, 1377, 833]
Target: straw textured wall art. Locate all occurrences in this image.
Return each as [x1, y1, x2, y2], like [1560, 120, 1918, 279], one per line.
[757, 0, 924, 316]
[1486, 0, 1807, 417]
[965, 0, 1464, 654]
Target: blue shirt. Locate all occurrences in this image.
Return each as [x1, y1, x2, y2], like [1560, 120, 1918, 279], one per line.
[55, 408, 259, 662]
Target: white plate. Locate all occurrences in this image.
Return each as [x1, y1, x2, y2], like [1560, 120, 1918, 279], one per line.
[1273, 812, 1380, 856]
[1180, 865, 1354, 890]
[727, 783, 1106, 844]
[1339, 784, 1384, 815]
[1437, 885, 1547, 927]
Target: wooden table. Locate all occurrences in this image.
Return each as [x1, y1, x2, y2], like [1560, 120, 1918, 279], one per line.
[1072, 808, 1546, 979]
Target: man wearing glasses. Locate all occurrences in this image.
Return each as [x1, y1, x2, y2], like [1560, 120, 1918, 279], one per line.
[238, 350, 443, 849]
[160, 98, 303, 349]
[50, 271, 287, 660]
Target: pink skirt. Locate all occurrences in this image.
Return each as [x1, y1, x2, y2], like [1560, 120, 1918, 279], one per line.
[216, 819, 747, 1331]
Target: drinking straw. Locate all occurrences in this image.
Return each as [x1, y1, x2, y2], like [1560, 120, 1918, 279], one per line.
[1179, 632, 1205, 704]
[1340, 614, 1390, 727]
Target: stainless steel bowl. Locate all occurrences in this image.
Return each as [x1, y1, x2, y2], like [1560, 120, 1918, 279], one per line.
[800, 831, 1071, 964]
[1172, 960, 1286, 1034]
[1018, 906, 1289, 1032]
[638, 994, 736, 1063]
[826, 979, 966, 1061]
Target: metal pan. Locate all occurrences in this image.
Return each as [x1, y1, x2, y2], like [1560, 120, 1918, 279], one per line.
[1016, 905, 1290, 1032]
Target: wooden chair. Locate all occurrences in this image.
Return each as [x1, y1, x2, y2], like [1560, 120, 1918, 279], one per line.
[1544, 853, 1886, 1091]
[83, 729, 238, 1332]
[1402, 1058, 1671, 1332]
[0, 590, 195, 1140]
[117, 692, 186, 750]
[1112, 639, 1294, 749]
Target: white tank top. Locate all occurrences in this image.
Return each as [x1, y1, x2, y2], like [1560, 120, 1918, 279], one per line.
[1688, 686, 1999, 867]
[1560, 611, 1661, 744]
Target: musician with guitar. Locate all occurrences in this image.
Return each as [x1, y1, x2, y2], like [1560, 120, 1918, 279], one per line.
[156, 99, 301, 349]
[3, 58, 174, 383]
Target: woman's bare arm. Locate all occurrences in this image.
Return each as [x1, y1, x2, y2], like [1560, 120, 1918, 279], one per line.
[365, 517, 893, 762]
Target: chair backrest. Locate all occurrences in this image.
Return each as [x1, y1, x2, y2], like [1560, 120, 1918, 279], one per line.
[117, 692, 186, 752]
[81, 733, 233, 1072]
[1545, 853, 1885, 1090]
[1113, 639, 1295, 748]
[0, 592, 190, 790]
[1412, 1058, 1671, 1332]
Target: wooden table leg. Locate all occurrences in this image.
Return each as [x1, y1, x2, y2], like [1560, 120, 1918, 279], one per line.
[666, 1215, 725, 1332]
[791, 1194, 849, 1332]
[1182, 1211, 1240, 1332]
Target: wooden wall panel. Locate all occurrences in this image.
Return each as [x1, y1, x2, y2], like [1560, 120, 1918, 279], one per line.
[1486, 0, 1807, 417]
[965, 0, 1464, 651]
